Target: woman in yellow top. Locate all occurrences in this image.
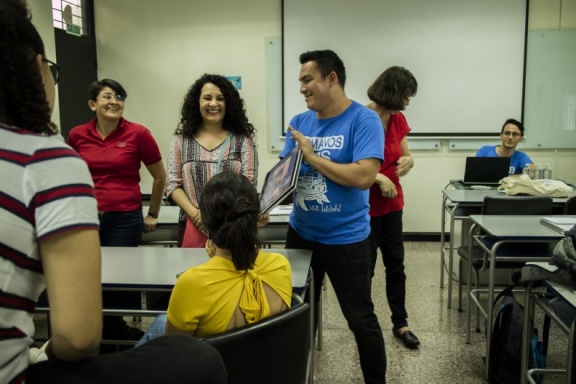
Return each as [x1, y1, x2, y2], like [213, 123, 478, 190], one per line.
[136, 172, 292, 344]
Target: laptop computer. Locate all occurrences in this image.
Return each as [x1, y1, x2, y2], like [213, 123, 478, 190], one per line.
[461, 157, 511, 185]
[260, 146, 303, 214]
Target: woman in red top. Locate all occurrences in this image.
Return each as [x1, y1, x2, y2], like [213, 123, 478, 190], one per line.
[68, 79, 166, 349]
[367, 66, 420, 349]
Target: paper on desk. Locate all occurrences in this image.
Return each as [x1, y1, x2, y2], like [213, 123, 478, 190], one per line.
[269, 205, 293, 216]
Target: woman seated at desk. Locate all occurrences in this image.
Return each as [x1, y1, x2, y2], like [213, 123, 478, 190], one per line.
[136, 172, 292, 344]
[475, 118, 534, 175]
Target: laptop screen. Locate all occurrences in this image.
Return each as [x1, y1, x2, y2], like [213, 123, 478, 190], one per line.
[462, 157, 511, 185]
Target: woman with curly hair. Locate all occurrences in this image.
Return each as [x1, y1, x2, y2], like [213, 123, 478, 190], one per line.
[166, 74, 258, 247]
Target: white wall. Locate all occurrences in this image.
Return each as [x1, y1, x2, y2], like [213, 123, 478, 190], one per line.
[36, 0, 576, 233]
[94, 0, 282, 198]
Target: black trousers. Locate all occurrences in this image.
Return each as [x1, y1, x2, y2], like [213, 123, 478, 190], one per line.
[369, 210, 410, 329]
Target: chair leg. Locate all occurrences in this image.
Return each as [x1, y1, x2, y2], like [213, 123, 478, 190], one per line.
[317, 287, 323, 351]
[474, 269, 480, 333]
[458, 258, 463, 312]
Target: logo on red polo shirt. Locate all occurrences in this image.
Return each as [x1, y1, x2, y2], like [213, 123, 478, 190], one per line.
[117, 142, 126, 147]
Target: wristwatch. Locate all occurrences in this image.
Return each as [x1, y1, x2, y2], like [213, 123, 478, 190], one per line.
[147, 212, 159, 219]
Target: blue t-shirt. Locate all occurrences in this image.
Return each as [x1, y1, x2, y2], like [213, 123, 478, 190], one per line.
[280, 101, 384, 244]
[475, 145, 533, 175]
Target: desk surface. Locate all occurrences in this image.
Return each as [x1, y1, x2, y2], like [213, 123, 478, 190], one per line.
[150, 206, 180, 225]
[141, 206, 290, 245]
[546, 280, 576, 308]
[149, 205, 290, 225]
[469, 215, 575, 238]
[443, 189, 574, 204]
[102, 247, 311, 289]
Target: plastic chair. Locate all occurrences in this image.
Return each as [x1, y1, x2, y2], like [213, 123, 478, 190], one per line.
[202, 302, 312, 384]
[457, 195, 553, 312]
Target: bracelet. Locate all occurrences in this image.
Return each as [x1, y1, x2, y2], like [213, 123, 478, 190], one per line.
[147, 212, 159, 219]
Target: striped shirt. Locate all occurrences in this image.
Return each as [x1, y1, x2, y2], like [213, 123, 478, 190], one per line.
[0, 123, 99, 384]
[165, 133, 258, 220]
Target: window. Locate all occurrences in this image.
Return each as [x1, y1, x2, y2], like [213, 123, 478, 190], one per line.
[52, 0, 84, 35]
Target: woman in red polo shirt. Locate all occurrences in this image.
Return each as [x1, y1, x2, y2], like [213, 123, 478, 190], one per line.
[68, 79, 166, 349]
[68, 79, 165, 245]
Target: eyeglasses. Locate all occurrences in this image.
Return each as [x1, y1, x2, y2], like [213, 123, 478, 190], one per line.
[98, 93, 126, 102]
[501, 131, 521, 138]
[42, 57, 60, 85]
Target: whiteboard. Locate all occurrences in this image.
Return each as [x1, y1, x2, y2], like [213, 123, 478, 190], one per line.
[522, 30, 576, 149]
[282, 0, 527, 137]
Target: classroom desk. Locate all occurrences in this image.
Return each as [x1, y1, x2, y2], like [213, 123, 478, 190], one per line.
[37, 247, 311, 312]
[521, 276, 576, 384]
[465, 215, 571, 380]
[259, 210, 292, 246]
[140, 205, 292, 246]
[140, 206, 180, 246]
[440, 185, 572, 309]
[35, 246, 314, 382]
[101, 246, 310, 291]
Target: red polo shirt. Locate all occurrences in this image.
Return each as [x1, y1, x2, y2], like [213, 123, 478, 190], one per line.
[68, 117, 162, 212]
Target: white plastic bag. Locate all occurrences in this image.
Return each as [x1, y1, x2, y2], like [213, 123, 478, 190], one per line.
[498, 174, 573, 198]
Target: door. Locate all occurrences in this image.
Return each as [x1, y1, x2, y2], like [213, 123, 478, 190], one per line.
[54, 28, 97, 139]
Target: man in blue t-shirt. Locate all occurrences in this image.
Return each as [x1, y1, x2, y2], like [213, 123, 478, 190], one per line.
[476, 118, 534, 175]
[280, 49, 386, 383]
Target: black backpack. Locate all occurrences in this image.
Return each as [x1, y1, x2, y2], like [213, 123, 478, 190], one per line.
[488, 285, 549, 384]
[551, 226, 576, 288]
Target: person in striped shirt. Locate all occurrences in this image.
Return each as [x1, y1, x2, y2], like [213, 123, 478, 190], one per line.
[0, 1, 225, 383]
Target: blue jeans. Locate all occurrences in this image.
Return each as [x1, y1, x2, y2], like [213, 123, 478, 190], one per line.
[286, 226, 386, 384]
[99, 210, 143, 247]
[369, 210, 409, 329]
[134, 314, 168, 348]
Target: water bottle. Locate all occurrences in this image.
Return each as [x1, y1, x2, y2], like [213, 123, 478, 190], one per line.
[543, 163, 552, 180]
[534, 163, 543, 180]
[522, 163, 531, 178]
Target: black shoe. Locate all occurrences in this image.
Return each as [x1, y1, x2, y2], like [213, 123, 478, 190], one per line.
[392, 327, 420, 349]
[101, 324, 144, 353]
[119, 325, 145, 341]
[117, 325, 145, 351]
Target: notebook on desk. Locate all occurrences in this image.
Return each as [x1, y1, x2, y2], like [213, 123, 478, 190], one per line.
[460, 157, 511, 185]
[540, 217, 576, 234]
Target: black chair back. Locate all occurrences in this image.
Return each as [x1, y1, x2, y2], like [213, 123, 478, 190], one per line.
[203, 302, 311, 384]
[481, 195, 553, 215]
[565, 195, 576, 215]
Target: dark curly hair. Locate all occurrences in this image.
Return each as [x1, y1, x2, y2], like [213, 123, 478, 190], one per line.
[367, 66, 418, 112]
[175, 74, 255, 138]
[199, 171, 261, 271]
[0, 0, 58, 135]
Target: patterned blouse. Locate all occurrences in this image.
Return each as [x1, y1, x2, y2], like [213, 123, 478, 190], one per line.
[165, 133, 258, 220]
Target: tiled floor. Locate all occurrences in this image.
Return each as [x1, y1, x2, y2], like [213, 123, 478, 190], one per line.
[312, 241, 569, 384]
[33, 241, 570, 383]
